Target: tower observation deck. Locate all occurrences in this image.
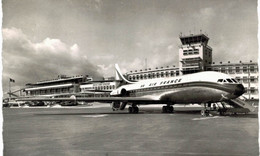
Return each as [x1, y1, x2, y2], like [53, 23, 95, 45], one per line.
[180, 34, 209, 45]
[179, 33, 212, 75]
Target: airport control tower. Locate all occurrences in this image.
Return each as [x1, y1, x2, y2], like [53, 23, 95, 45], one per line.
[179, 33, 212, 75]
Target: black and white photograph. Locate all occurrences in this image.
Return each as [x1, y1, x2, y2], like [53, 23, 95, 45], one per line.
[2, 0, 259, 155]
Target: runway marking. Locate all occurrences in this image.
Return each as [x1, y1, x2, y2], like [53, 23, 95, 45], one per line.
[192, 116, 225, 121]
[82, 114, 108, 118]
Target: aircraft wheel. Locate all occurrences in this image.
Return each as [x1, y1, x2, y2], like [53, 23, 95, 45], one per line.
[219, 110, 225, 116]
[168, 106, 174, 113]
[162, 106, 167, 113]
[128, 107, 133, 113]
[133, 107, 139, 114]
[205, 110, 210, 116]
[201, 110, 205, 116]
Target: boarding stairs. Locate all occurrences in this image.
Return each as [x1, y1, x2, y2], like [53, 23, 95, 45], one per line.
[221, 96, 255, 114]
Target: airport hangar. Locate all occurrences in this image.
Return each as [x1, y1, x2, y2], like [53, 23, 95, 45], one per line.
[19, 33, 258, 100]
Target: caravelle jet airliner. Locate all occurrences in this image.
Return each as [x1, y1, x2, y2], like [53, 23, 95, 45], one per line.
[17, 64, 255, 116]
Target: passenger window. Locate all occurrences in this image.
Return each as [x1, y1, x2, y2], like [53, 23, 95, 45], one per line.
[226, 79, 233, 83]
[175, 79, 178, 83]
[164, 81, 167, 84]
[170, 80, 174, 83]
[178, 79, 182, 82]
[167, 81, 170, 84]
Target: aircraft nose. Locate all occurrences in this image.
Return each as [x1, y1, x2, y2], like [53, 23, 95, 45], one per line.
[234, 84, 245, 96]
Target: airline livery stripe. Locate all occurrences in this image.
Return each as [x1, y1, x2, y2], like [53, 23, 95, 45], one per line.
[129, 81, 236, 94]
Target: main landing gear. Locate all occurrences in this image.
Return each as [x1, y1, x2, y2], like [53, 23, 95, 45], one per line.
[162, 105, 174, 113]
[128, 106, 139, 114]
[201, 103, 211, 117]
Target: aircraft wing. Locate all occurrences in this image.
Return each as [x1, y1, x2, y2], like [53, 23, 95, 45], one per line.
[16, 97, 162, 104]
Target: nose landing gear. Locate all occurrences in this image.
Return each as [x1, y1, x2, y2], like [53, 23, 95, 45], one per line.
[201, 103, 217, 117]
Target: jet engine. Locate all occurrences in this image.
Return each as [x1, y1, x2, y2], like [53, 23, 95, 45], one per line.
[120, 88, 129, 97]
[111, 102, 120, 111]
[111, 102, 128, 111]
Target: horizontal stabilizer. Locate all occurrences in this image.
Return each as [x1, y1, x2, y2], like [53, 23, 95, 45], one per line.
[228, 98, 255, 112]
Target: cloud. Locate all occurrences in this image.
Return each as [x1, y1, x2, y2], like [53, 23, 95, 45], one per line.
[70, 44, 79, 53]
[34, 38, 67, 54]
[97, 64, 114, 77]
[2, 27, 103, 95]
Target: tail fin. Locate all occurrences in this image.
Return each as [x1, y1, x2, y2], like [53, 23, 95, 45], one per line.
[115, 64, 135, 84]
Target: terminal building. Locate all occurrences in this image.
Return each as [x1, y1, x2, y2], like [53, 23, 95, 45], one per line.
[24, 75, 93, 97]
[22, 74, 119, 98]
[80, 80, 118, 97]
[19, 33, 258, 100]
[125, 33, 258, 99]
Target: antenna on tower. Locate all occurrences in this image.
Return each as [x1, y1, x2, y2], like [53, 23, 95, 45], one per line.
[145, 58, 147, 69]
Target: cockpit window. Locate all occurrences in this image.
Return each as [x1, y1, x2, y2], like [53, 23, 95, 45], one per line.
[231, 78, 238, 83]
[217, 79, 223, 82]
[226, 79, 233, 83]
[218, 78, 238, 83]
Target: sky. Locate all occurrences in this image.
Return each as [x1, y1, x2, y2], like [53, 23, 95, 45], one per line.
[2, 0, 258, 94]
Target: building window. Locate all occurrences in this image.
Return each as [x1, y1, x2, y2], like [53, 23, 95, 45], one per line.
[250, 87, 255, 94]
[161, 72, 164, 77]
[213, 68, 218, 72]
[243, 66, 248, 73]
[250, 76, 255, 82]
[236, 67, 240, 73]
[221, 68, 225, 73]
[250, 66, 255, 72]
[228, 67, 233, 73]
[207, 67, 212, 71]
[243, 76, 248, 83]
